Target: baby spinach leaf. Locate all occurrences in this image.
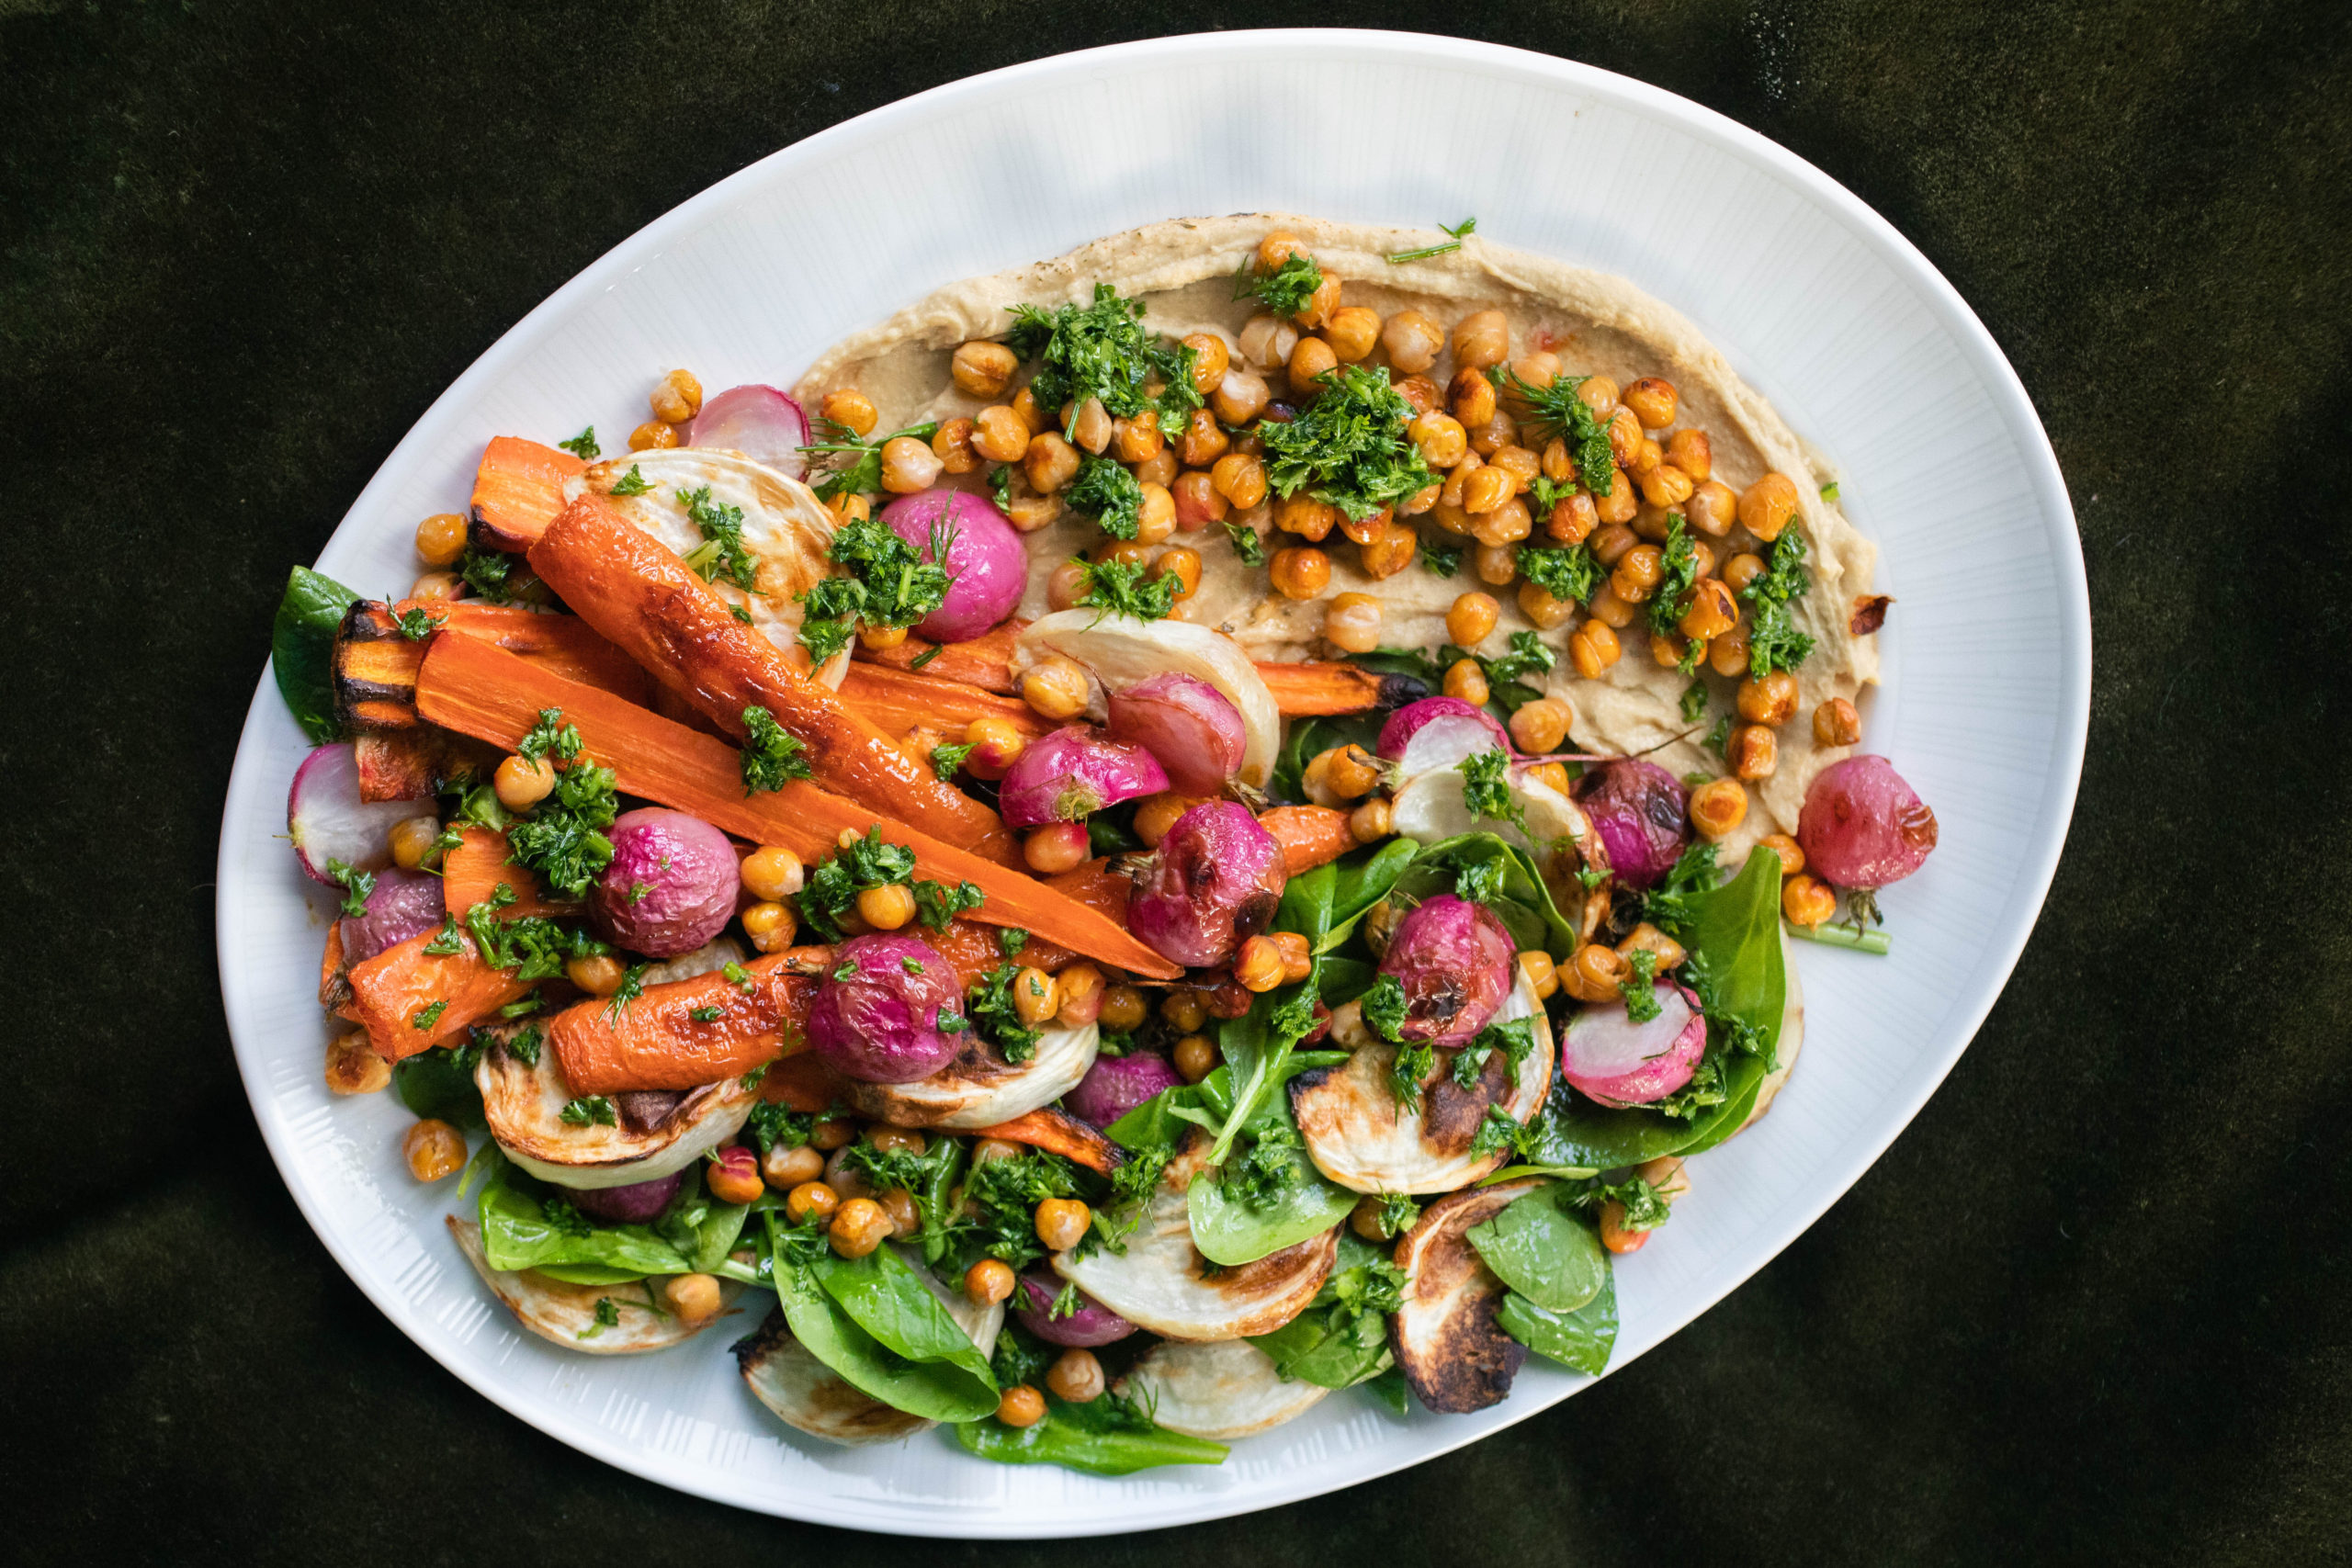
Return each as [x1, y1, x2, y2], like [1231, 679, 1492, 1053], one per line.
[1496, 1270, 1619, 1376]
[477, 1172, 696, 1278]
[808, 1244, 999, 1396]
[1202, 861, 1340, 1162]
[1466, 1182, 1608, 1313]
[1187, 1121, 1359, 1267]
[775, 1257, 998, 1423]
[1248, 1232, 1402, 1388]
[391, 1039, 487, 1131]
[1392, 832, 1580, 957]
[955, 1393, 1227, 1476]
[1322, 836, 1423, 953]
[271, 566, 360, 743]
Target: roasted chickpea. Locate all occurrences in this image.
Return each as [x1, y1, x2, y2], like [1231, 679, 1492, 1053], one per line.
[1569, 620, 1623, 678]
[628, 420, 681, 453]
[383, 814, 438, 873]
[762, 1142, 824, 1190]
[924, 416, 978, 475]
[1172, 1032, 1219, 1083]
[1046, 1347, 1106, 1404]
[829, 1197, 895, 1258]
[1272, 492, 1332, 543]
[1587, 585, 1637, 630]
[1727, 723, 1779, 781]
[1023, 655, 1091, 720]
[1009, 387, 1046, 434]
[858, 623, 909, 653]
[1393, 373, 1445, 416]
[1519, 580, 1576, 631]
[1507, 351, 1561, 394]
[1134, 447, 1179, 489]
[1324, 592, 1383, 654]
[1622, 377, 1679, 429]
[1571, 373, 1619, 418]
[1519, 950, 1560, 1001]
[1472, 541, 1521, 586]
[1131, 793, 1195, 850]
[650, 1272, 718, 1328]
[1350, 1195, 1396, 1242]
[875, 1186, 921, 1236]
[965, 1258, 1017, 1306]
[324, 1032, 390, 1095]
[1607, 406, 1645, 468]
[1177, 407, 1227, 469]
[1449, 367, 1498, 430]
[1526, 760, 1572, 796]
[1738, 670, 1800, 728]
[1383, 309, 1445, 373]
[1487, 443, 1541, 492]
[1150, 544, 1203, 600]
[1611, 544, 1664, 603]
[1618, 921, 1688, 970]
[991, 969, 1057, 1036]
[1593, 469, 1640, 525]
[1289, 333, 1340, 395]
[1510, 697, 1574, 754]
[952, 340, 1018, 399]
[1149, 989, 1204, 1037]
[1442, 658, 1490, 706]
[1599, 1201, 1649, 1255]
[741, 900, 797, 953]
[1758, 833, 1805, 876]
[1639, 463, 1697, 510]
[1539, 491, 1596, 548]
[971, 404, 1030, 464]
[1023, 822, 1091, 876]
[1183, 331, 1232, 393]
[1238, 312, 1298, 372]
[809, 1112, 859, 1152]
[877, 434, 943, 494]
[1629, 436, 1664, 478]
[1814, 697, 1862, 747]
[563, 953, 624, 997]
[414, 512, 468, 567]
[1210, 452, 1268, 511]
[1665, 428, 1712, 481]
[1325, 305, 1382, 362]
[1234, 935, 1284, 993]
[1410, 410, 1469, 468]
[1738, 472, 1802, 541]
[997, 1385, 1046, 1427]
[820, 389, 878, 438]
[1132, 482, 1177, 546]
[855, 882, 917, 931]
[1584, 524, 1634, 570]
[784, 1179, 839, 1224]
[1055, 964, 1105, 1028]
[960, 716, 1028, 782]
[1082, 984, 1141, 1036]
[1024, 431, 1080, 494]
[1461, 465, 1513, 516]
[1109, 414, 1163, 468]
[1446, 591, 1500, 647]
[1685, 479, 1739, 537]
[1782, 874, 1837, 927]
[1035, 1198, 1091, 1252]
[1350, 796, 1395, 843]
[1212, 366, 1272, 426]
[402, 1119, 466, 1182]
[1452, 309, 1510, 371]
[1689, 777, 1748, 840]
[1360, 520, 1419, 579]
[1675, 578, 1737, 643]
[1564, 942, 1631, 1003]
[1470, 497, 1531, 549]
[1269, 547, 1331, 600]
[1295, 272, 1343, 332]
[1169, 469, 1226, 531]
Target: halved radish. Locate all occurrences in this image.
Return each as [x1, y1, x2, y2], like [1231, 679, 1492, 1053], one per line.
[1376, 696, 1511, 782]
[1558, 983, 1706, 1107]
[687, 384, 810, 478]
[1010, 612, 1282, 789]
[288, 742, 428, 885]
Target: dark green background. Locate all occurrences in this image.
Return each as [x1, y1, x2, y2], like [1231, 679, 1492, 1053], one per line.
[6, 3, 2347, 1562]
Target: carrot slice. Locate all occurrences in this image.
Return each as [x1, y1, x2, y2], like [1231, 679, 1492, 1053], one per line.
[444, 827, 576, 919]
[345, 930, 531, 1061]
[527, 495, 1019, 866]
[413, 631, 1182, 979]
[321, 922, 352, 1012]
[470, 435, 584, 548]
[353, 730, 446, 802]
[1252, 659, 1391, 716]
[762, 1048, 849, 1113]
[334, 600, 650, 731]
[548, 949, 820, 1095]
[1045, 859, 1133, 928]
[853, 620, 1025, 694]
[1260, 805, 1355, 877]
[835, 661, 1052, 744]
[968, 1107, 1127, 1175]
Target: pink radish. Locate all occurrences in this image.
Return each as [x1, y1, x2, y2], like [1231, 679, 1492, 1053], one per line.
[1560, 984, 1707, 1106]
[287, 743, 428, 886]
[999, 726, 1170, 829]
[1108, 674, 1248, 795]
[340, 869, 446, 964]
[1377, 696, 1512, 780]
[686, 385, 809, 477]
[878, 489, 1028, 642]
[1014, 1272, 1137, 1346]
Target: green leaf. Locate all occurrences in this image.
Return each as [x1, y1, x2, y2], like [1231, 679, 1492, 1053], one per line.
[1496, 1270, 1619, 1376]
[808, 1245, 1000, 1394]
[776, 1258, 997, 1423]
[391, 1043, 486, 1131]
[478, 1173, 695, 1278]
[1465, 1183, 1608, 1312]
[1322, 837, 1422, 952]
[1187, 1128, 1359, 1267]
[1390, 832, 1580, 958]
[955, 1394, 1227, 1476]
[271, 567, 360, 743]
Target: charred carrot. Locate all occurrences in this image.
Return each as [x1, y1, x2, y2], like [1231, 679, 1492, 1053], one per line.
[443, 827, 576, 919]
[921, 918, 1079, 988]
[353, 729, 447, 802]
[1045, 859, 1133, 928]
[548, 949, 821, 1094]
[413, 632, 1182, 979]
[1253, 660, 1392, 716]
[968, 1107, 1127, 1175]
[346, 930, 531, 1061]
[853, 620, 1025, 694]
[835, 661, 1052, 744]
[1260, 805, 1355, 877]
[470, 435, 583, 548]
[527, 496, 1019, 866]
[334, 600, 650, 731]
[321, 923, 352, 1013]
[763, 1047, 848, 1114]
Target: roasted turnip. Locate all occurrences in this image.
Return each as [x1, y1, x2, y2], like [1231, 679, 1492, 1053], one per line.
[879, 488, 1028, 642]
[1378, 894, 1517, 1046]
[1116, 1338, 1329, 1440]
[1125, 801, 1286, 968]
[449, 1217, 740, 1355]
[1063, 1050, 1183, 1129]
[1107, 673, 1248, 795]
[1573, 757, 1690, 889]
[1011, 611, 1283, 787]
[838, 1018, 1099, 1130]
[476, 1028, 756, 1190]
[1798, 755, 1939, 891]
[1014, 1271, 1138, 1347]
[1559, 984, 1706, 1107]
[998, 726, 1170, 829]
[591, 807, 740, 958]
[288, 741, 428, 885]
[806, 934, 967, 1084]
[1389, 1179, 1541, 1414]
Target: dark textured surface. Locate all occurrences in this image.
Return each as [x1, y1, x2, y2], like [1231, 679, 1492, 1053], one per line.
[5, 4, 2348, 1562]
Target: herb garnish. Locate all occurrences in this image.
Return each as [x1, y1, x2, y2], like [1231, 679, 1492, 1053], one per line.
[1237, 248, 1324, 317]
[1072, 554, 1178, 622]
[967, 964, 1043, 1065]
[1499, 372, 1615, 495]
[1449, 1015, 1537, 1091]
[391, 604, 439, 640]
[577, 1296, 620, 1338]
[1259, 364, 1439, 522]
[608, 464, 652, 497]
[1519, 542, 1605, 606]
[1742, 529, 1815, 679]
[797, 825, 978, 942]
[411, 999, 447, 1031]
[557, 427, 599, 459]
[560, 1095, 616, 1125]
[1421, 542, 1464, 578]
[324, 858, 376, 919]
[685, 1003, 722, 1023]
[797, 514, 954, 664]
[504, 709, 617, 900]
[1064, 454, 1145, 539]
[1680, 680, 1710, 722]
[1620, 949, 1662, 1022]
[676, 485, 757, 592]
[458, 545, 514, 604]
[601, 963, 648, 1021]
[930, 741, 975, 781]
[1224, 520, 1265, 567]
[798, 419, 943, 502]
[1004, 284, 1202, 437]
[740, 704, 813, 794]
[506, 1023, 543, 1066]
[1462, 747, 1529, 834]
[1386, 218, 1477, 265]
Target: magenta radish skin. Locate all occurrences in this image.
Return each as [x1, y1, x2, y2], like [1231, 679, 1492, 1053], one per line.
[1013, 1271, 1138, 1347]
[1063, 1052, 1185, 1129]
[1798, 755, 1939, 889]
[685, 384, 809, 477]
[1107, 674, 1248, 795]
[806, 933, 967, 1084]
[1561, 984, 1706, 1106]
[288, 742, 432, 885]
[339, 869, 447, 964]
[1377, 697, 1512, 779]
[1125, 802, 1286, 969]
[1376, 894, 1518, 1046]
[564, 1171, 684, 1224]
[1573, 757, 1690, 889]
[878, 488, 1029, 642]
[998, 727, 1170, 829]
[591, 808, 741, 958]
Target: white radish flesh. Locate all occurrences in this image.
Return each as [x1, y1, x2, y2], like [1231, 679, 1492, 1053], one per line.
[287, 742, 426, 885]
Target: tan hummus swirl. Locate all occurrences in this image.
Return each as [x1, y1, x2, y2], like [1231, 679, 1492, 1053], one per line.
[795, 215, 1878, 852]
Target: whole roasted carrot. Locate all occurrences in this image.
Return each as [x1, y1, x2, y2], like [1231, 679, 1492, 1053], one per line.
[1259, 805, 1355, 877]
[469, 435, 584, 548]
[335, 599, 650, 730]
[835, 661, 1051, 744]
[853, 620, 1025, 694]
[1251, 659, 1394, 716]
[527, 496, 1019, 866]
[443, 827, 576, 919]
[548, 949, 823, 1095]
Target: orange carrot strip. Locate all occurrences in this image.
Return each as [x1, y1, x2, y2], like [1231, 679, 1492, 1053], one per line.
[1253, 659, 1389, 716]
[968, 1107, 1126, 1175]
[527, 496, 1019, 866]
[1045, 859, 1132, 928]
[413, 632, 1182, 979]
[763, 1049, 849, 1113]
[346, 931, 530, 1061]
[853, 620, 1024, 694]
[1260, 805, 1355, 877]
[549, 950, 820, 1095]
[321, 922, 350, 1011]
[470, 435, 584, 548]
[334, 600, 650, 731]
[353, 730, 445, 802]
[835, 661, 1052, 744]
[444, 827, 577, 919]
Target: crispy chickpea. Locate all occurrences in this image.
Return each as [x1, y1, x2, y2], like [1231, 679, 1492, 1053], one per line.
[830, 1197, 895, 1258]
[1161, 987, 1209, 1034]
[1035, 1198, 1091, 1252]
[1449, 367, 1498, 430]
[1274, 492, 1336, 542]
[997, 1385, 1046, 1427]
[1172, 1032, 1218, 1083]
[830, 492, 872, 528]
[1664, 428, 1712, 482]
[566, 953, 626, 997]
[1172, 470, 1227, 529]
[1588, 524, 1636, 569]
[1631, 504, 1676, 546]
[1622, 377, 1679, 429]
[965, 1258, 1016, 1305]
[786, 1179, 840, 1224]
[1607, 406, 1645, 468]
[1409, 410, 1469, 468]
[1639, 463, 1697, 510]
[650, 367, 704, 424]
[1599, 1201, 1649, 1255]
[1738, 472, 1802, 541]
[414, 512, 469, 567]
[1445, 591, 1500, 647]
[1350, 1195, 1395, 1242]
[1510, 697, 1574, 754]
[952, 340, 1018, 399]
[1383, 309, 1445, 373]
[324, 1032, 390, 1096]
[410, 570, 463, 603]
[1570, 375, 1617, 420]
[707, 1144, 765, 1204]
[1519, 950, 1559, 1002]
[1055, 964, 1105, 1028]
[1526, 760, 1572, 795]
[1689, 777, 1748, 840]
[1685, 479, 1739, 537]
[930, 416, 979, 475]
[740, 845, 807, 904]
[1507, 351, 1561, 394]
[821, 389, 878, 438]
[1318, 743, 1384, 801]
[1000, 967, 1059, 1032]
[1350, 796, 1395, 843]
[1234, 932, 1287, 993]
[741, 900, 797, 953]
[1453, 309, 1510, 371]
[1593, 469, 1640, 525]
[1179, 407, 1228, 468]
[1289, 333, 1340, 395]
[1359, 519, 1419, 579]
[1719, 552, 1767, 597]
[1024, 431, 1080, 494]
[972, 405, 1030, 464]
[402, 1120, 466, 1182]
[1324, 305, 1382, 362]
[1650, 630, 1695, 671]
[1679, 579, 1738, 642]
[1091, 983, 1146, 1034]
[879, 435, 944, 494]
[1256, 230, 1306, 272]
[1111, 413, 1164, 466]
[1782, 874, 1837, 927]
[876, 1186, 920, 1236]
[1739, 670, 1800, 727]
[858, 623, 909, 652]
[1461, 465, 1513, 516]
[1758, 834, 1805, 876]
[1702, 624, 1747, 680]
[1473, 541, 1521, 586]
[1611, 544, 1664, 603]
[809, 1113, 858, 1151]
[1628, 436, 1664, 478]
[1269, 547, 1331, 600]
[855, 882, 917, 931]
[1212, 366, 1272, 426]
[1569, 620, 1623, 679]
[1133, 483, 1177, 545]
[1470, 497, 1531, 549]
[628, 420, 681, 452]
[1008, 387, 1046, 434]
[763, 1143, 825, 1190]
[1394, 373, 1444, 415]
[1238, 312, 1298, 371]
[1543, 490, 1599, 547]
[1727, 723, 1779, 781]
[1587, 585, 1637, 630]
[1564, 942, 1631, 1003]
[1134, 447, 1178, 488]
[1152, 544, 1203, 600]
[1516, 581, 1574, 631]
[1295, 273, 1343, 332]
[1814, 697, 1862, 747]
[1182, 331, 1232, 393]
[1023, 822, 1091, 876]
[1046, 1346, 1106, 1404]
[961, 716, 1028, 782]
[387, 815, 441, 872]
[1211, 452, 1268, 510]
[1310, 591, 1378, 654]
[1487, 444, 1541, 493]
[1022, 655, 1091, 720]
[970, 1137, 1024, 1167]
[1132, 793, 1195, 849]
[1442, 658, 1491, 706]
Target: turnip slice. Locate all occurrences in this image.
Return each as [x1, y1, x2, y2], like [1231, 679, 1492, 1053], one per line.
[1559, 984, 1706, 1107]
[288, 742, 426, 885]
[686, 384, 809, 477]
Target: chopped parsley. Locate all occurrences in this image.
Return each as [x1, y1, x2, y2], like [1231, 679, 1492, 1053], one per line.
[797, 515, 953, 664]
[1387, 1041, 1438, 1109]
[997, 927, 1029, 957]
[740, 704, 813, 794]
[744, 1100, 814, 1154]
[798, 419, 942, 502]
[908, 644, 940, 670]
[1577, 1175, 1673, 1233]
[1462, 747, 1528, 833]
[1620, 949, 1662, 1022]
[950, 1149, 1085, 1274]
[391, 604, 438, 640]
[1645, 517, 1702, 641]
[1004, 284, 1202, 437]
[1049, 1280, 1084, 1320]
[458, 545, 514, 604]
[1455, 856, 1506, 906]
[601, 964, 648, 1021]
[1386, 217, 1477, 265]
[410, 999, 447, 1031]
[560, 1095, 616, 1126]
[930, 741, 975, 781]
[937, 1006, 968, 1034]
[967, 964, 1043, 1065]
[608, 464, 653, 497]
[1361, 974, 1408, 1043]
[721, 961, 756, 995]
[460, 885, 612, 981]
[912, 878, 986, 931]
[1072, 554, 1178, 622]
[323, 858, 376, 919]
[557, 427, 599, 459]
[505, 1023, 543, 1066]
[1237, 247, 1324, 317]
[1703, 715, 1734, 758]
[1224, 520, 1265, 567]
[797, 826, 978, 942]
[423, 915, 465, 955]
[1499, 370, 1616, 496]
[1819, 480, 1841, 502]
[1482, 629, 1556, 687]
[1470, 1105, 1522, 1157]
[1680, 680, 1710, 722]
[1374, 1192, 1423, 1237]
[538, 1196, 594, 1236]
[1219, 1123, 1303, 1210]
[1743, 529, 1815, 679]
[1421, 541, 1463, 578]
[577, 1296, 620, 1338]
[989, 464, 1013, 512]
[1520, 542, 1605, 606]
[1449, 1015, 1538, 1091]
[504, 710, 618, 900]
[676, 485, 757, 592]
[1064, 455, 1145, 539]
[1258, 363, 1440, 522]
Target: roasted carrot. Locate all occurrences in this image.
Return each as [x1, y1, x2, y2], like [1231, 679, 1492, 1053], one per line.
[853, 620, 1024, 694]
[321, 923, 352, 1013]
[1260, 805, 1355, 877]
[353, 730, 445, 802]
[334, 600, 651, 731]
[470, 435, 584, 548]
[922, 918, 1079, 988]
[763, 1048, 848, 1114]
[835, 661, 1052, 744]
[443, 827, 576, 919]
[1253, 659, 1393, 716]
[346, 930, 531, 1061]
[1045, 859, 1133, 928]
[549, 949, 822, 1094]
[413, 632, 1182, 979]
[527, 496, 1019, 866]
[968, 1107, 1127, 1175]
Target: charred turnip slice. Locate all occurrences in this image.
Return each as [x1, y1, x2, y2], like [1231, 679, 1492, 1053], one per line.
[447, 1216, 738, 1355]
[1115, 1338, 1330, 1440]
[1389, 1179, 1543, 1414]
[838, 1019, 1098, 1130]
[476, 1026, 755, 1190]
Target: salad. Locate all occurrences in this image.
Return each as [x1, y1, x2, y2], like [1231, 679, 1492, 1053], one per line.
[272, 216, 1938, 1474]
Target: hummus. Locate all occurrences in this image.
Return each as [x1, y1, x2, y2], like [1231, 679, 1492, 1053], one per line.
[796, 215, 1878, 852]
